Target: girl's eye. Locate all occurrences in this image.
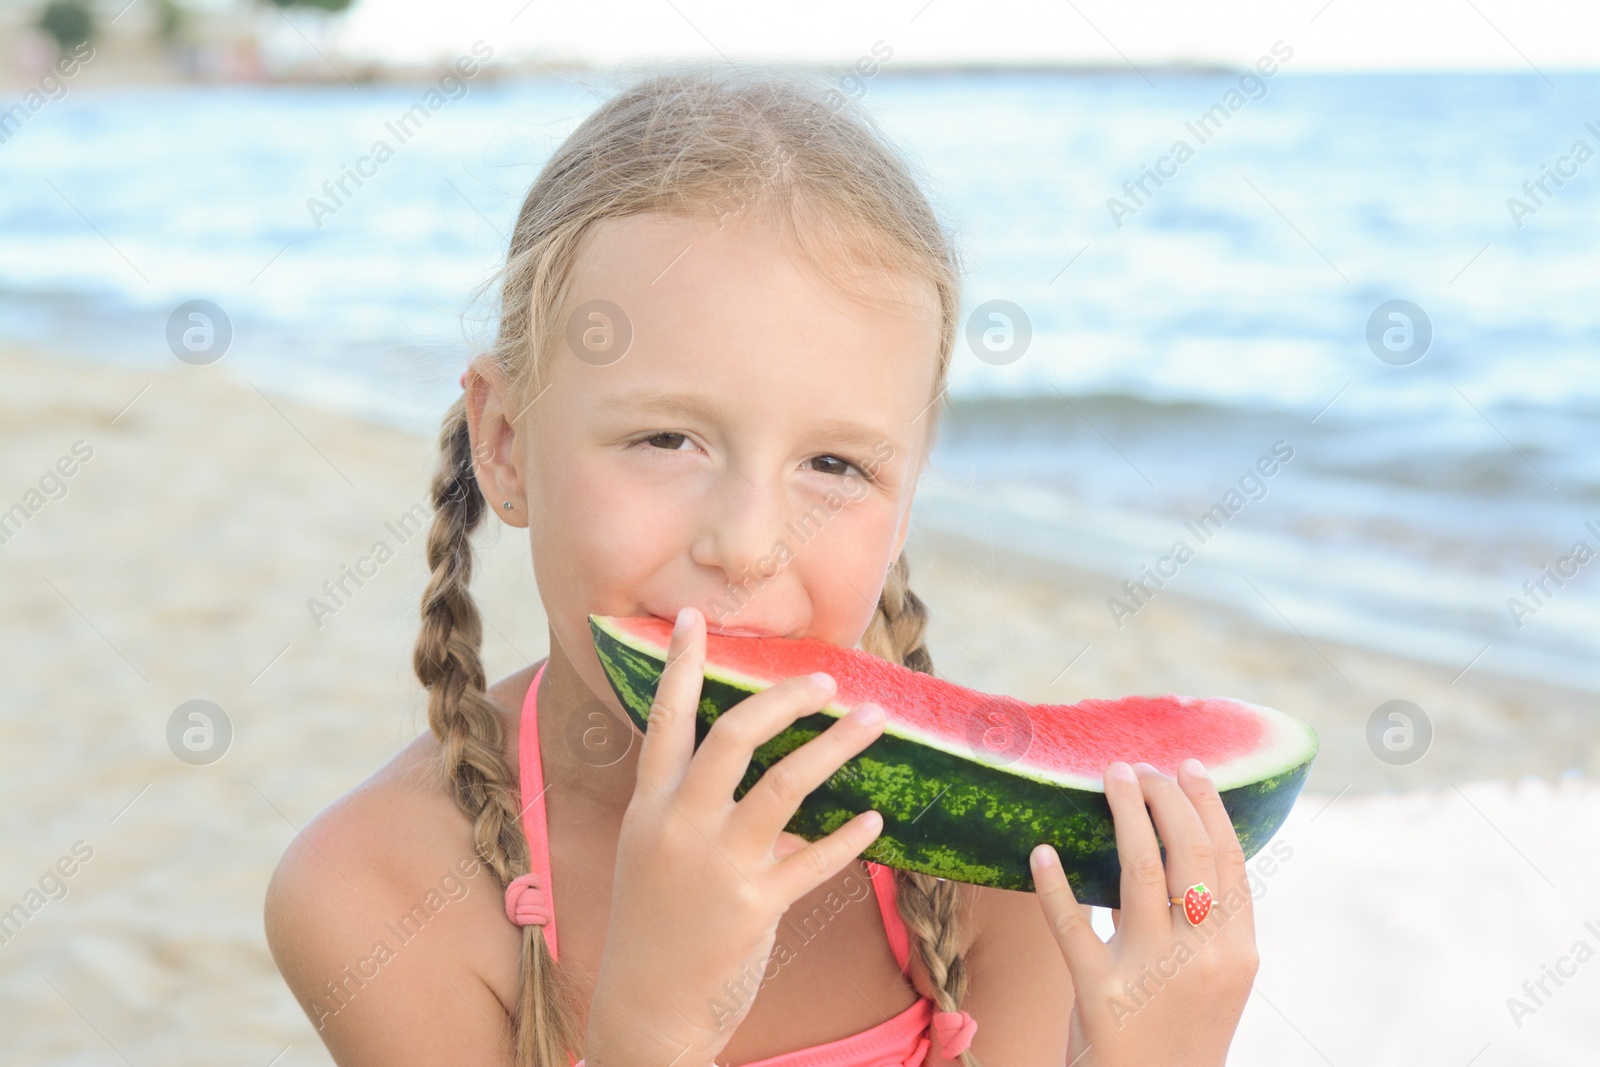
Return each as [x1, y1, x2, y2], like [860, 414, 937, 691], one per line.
[808, 454, 864, 479]
[639, 431, 693, 452]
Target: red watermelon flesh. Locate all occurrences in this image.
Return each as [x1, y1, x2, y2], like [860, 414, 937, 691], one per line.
[588, 612, 1318, 898]
[600, 612, 1308, 792]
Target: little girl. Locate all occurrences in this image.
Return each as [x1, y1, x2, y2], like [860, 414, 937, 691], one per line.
[266, 67, 1260, 1067]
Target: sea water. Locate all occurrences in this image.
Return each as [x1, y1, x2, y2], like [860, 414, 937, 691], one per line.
[1, 70, 1595, 690]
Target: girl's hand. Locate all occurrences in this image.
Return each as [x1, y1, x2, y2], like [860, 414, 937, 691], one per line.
[584, 606, 888, 1067]
[1030, 760, 1260, 1067]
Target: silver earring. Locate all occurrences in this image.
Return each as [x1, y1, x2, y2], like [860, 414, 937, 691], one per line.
[502, 501, 513, 511]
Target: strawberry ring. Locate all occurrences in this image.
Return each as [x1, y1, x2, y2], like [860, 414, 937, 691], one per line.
[1170, 881, 1213, 926]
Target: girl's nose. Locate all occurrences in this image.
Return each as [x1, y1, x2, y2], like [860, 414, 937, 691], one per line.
[689, 473, 795, 585]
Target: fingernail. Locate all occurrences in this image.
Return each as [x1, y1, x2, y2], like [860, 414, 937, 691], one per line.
[809, 671, 835, 691]
[1182, 757, 1210, 780]
[1031, 843, 1057, 869]
[674, 607, 692, 634]
[1109, 761, 1136, 783]
[851, 702, 883, 726]
[1133, 761, 1158, 775]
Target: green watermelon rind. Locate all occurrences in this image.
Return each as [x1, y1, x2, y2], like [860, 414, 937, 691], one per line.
[587, 613, 1317, 905]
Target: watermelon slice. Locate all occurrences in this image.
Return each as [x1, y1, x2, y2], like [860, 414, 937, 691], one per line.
[588, 613, 1317, 905]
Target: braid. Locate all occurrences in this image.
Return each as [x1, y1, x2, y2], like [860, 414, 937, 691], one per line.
[859, 554, 980, 1067]
[413, 398, 584, 1066]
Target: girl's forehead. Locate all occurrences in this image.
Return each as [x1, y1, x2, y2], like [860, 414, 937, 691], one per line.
[550, 214, 940, 441]
[572, 211, 936, 323]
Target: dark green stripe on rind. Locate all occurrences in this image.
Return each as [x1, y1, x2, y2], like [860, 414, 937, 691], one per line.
[589, 615, 1314, 905]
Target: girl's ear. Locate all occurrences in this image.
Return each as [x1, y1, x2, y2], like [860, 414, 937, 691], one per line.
[463, 362, 529, 528]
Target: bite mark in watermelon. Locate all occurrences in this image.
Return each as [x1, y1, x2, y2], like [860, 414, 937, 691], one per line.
[587, 613, 1317, 905]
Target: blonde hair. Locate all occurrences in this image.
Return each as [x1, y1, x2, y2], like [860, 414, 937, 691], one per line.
[414, 63, 975, 1066]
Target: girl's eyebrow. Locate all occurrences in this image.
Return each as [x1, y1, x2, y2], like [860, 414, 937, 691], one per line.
[609, 386, 726, 424]
[608, 386, 896, 455]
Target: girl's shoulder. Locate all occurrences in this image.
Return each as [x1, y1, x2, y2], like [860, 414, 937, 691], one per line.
[263, 666, 538, 1055]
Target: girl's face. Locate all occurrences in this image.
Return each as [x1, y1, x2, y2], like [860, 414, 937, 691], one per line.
[472, 210, 940, 705]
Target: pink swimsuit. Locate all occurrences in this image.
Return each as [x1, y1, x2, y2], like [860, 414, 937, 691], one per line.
[509, 661, 976, 1067]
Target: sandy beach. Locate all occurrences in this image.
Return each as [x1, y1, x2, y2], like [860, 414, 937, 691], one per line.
[3, 343, 1597, 1064]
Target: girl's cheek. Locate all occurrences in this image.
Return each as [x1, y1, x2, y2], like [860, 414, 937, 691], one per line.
[790, 507, 899, 598]
[810, 490, 895, 547]
[578, 480, 694, 569]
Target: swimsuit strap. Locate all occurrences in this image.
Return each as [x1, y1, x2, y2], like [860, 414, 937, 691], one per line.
[865, 860, 912, 976]
[866, 862, 980, 1058]
[515, 661, 559, 960]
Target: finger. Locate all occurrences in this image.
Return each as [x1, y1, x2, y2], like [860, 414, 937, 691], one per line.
[1105, 760, 1170, 929]
[631, 607, 705, 799]
[729, 700, 887, 846]
[768, 807, 885, 904]
[1133, 762, 1221, 932]
[675, 671, 839, 811]
[1111, 907, 1120, 933]
[1029, 844, 1109, 987]
[1178, 757, 1255, 940]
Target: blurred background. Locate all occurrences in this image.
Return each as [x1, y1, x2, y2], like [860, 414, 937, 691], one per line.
[2, 1, 1597, 1063]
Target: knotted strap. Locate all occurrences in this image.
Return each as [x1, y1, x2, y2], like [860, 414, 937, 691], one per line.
[931, 1009, 978, 1058]
[504, 872, 552, 928]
